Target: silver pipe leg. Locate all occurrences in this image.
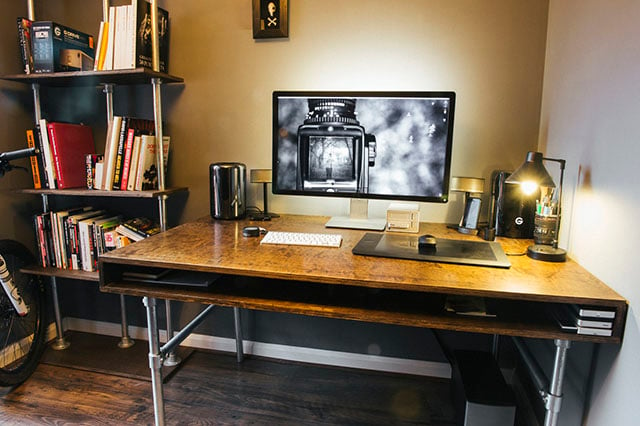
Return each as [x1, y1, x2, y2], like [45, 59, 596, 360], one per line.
[143, 297, 165, 426]
[50, 276, 70, 350]
[118, 294, 134, 348]
[163, 300, 181, 366]
[544, 339, 571, 426]
[233, 307, 244, 362]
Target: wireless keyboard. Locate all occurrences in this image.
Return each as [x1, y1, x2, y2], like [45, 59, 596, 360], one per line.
[260, 231, 343, 248]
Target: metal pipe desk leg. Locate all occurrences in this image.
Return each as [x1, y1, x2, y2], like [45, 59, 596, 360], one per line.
[118, 295, 134, 348]
[233, 307, 244, 362]
[143, 296, 165, 426]
[163, 300, 181, 366]
[544, 339, 571, 426]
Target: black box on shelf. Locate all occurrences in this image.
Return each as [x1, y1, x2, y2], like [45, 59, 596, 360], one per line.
[31, 21, 94, 73]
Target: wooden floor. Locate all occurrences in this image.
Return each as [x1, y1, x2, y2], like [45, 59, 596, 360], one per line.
[0, 345, 457, 425]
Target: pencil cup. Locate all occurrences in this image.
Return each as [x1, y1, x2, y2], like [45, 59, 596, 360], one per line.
[533, 214, 558, 245]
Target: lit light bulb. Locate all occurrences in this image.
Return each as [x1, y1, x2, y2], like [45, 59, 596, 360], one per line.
[521, 181, 538, 195]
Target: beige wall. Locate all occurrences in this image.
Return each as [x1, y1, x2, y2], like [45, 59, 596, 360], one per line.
[540, 1, 640, 424]
[1, 1, 549, 239]
[164, 0, 549, 223]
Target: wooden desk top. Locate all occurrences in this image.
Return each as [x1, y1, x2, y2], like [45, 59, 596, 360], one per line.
[99, 215, 627, 342]
[101, 215, 624, 304]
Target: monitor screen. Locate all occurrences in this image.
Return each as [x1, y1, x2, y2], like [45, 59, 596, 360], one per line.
[272, 91, 456, 204]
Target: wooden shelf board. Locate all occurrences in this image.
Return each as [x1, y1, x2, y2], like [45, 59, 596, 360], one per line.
[22, 265, 99, 282]
[1, 68, 183, 87]
[18, 187, 188, 198]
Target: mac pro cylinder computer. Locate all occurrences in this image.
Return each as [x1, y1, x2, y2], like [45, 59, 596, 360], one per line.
[272, 91, 456, 230]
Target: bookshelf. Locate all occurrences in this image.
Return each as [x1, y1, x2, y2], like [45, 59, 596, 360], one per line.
[3, 1, 185, 353]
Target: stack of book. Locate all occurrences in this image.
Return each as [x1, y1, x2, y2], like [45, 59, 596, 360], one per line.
[93, 0, 169, 72]
[87, 115, 170, 191]
[27, 120, 96, 190]
[33, 206, 123, 272]
[33, 210, 160, 272]
[553, 304, 615, 337]
[115, 217, 161, 242]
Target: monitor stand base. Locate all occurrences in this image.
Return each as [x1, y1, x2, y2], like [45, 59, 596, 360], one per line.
[324, 199, 387, 231]
[325, 216, 387, 231]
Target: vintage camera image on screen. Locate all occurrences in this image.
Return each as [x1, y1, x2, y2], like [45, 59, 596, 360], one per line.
[274, 93, 454, 202]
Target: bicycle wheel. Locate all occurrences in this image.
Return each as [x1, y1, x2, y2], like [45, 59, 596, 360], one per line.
[0, 239, 47, 386]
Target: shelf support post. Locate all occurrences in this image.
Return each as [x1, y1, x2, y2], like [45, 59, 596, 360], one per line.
[103, 83, 114, 124]
[40, 194, 70, 350]
[151, 78, 165, 191]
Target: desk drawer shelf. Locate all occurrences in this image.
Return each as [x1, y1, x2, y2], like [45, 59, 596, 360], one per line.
[100, 268, 623, 344]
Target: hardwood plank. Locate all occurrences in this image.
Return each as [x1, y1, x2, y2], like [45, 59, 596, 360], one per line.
[0, 349, 456, 425]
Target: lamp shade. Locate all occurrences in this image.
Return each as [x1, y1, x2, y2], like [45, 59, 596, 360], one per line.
[450, 176, 485, 194]
[250, 169, 272, 183]
[505, 152, 555, 188]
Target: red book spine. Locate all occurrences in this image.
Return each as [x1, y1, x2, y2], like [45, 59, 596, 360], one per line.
[47, 124, 65, 189]
[120, 128, 135, 190]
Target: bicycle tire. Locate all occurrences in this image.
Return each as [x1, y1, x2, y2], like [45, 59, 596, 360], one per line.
[0, 239, 47, 386]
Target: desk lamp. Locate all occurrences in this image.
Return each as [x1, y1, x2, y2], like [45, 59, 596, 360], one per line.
[450, 176, 485, 234]
[249, 169, 279, 221]
[506, 152, 567, 262]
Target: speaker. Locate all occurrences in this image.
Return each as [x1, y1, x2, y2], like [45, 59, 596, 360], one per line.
[491, 171, 537, 239]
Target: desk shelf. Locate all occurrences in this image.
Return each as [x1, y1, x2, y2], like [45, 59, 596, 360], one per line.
[100, 272, 622, 345]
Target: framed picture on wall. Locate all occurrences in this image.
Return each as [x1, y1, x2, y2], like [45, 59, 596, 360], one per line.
[253, 0, 289, 39]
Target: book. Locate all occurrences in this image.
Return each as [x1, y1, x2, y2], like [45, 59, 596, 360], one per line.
[120, 128, 136, 190]
[113, 4, 129, 70]
[104, 6, 116, 70]
[31, 21, 95, 73]
[126, 135, 142, 191]
[85, 154, 103, 189]
[135, 0, 170, 72]
[101, 116, 123, 190]
[135, 135, 170, 190]
[115, 224, 145, 242]
[111, 116, 129, 189]
[47, 122, 96, 189]
[17, 17, 34, 74]
[93, 21, 108, 71]
[37, 119, 57, 189]
[121, 216, 161, 238]
[33, 214, 48, 267]
[25, 129, 41, 189]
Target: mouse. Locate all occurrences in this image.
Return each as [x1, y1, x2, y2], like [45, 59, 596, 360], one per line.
[418, 234, 437, 254]
[242, 226, 266, 237]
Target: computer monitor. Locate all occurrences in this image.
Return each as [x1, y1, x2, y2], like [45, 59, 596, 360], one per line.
[272, 91, 456, 230]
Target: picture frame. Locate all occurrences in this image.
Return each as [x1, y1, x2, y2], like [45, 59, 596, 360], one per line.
[252, 0, 289, 39]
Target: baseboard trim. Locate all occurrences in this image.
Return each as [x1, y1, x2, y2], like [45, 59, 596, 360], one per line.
[62, 317, 451, 379]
